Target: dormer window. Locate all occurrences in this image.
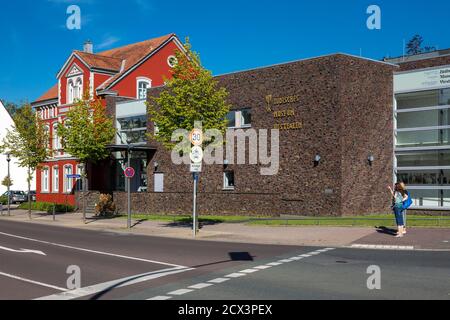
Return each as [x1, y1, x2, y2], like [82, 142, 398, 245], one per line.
[137, 78, 152, 100]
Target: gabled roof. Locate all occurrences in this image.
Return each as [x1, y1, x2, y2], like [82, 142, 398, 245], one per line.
[96, 33, 177, 90]
[74, 51, 123, 72]
[34, 33, 179, 105]
[34, 84, 58, 104]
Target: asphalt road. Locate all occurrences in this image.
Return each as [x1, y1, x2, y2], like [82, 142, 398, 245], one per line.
[0, 219, 449, 300]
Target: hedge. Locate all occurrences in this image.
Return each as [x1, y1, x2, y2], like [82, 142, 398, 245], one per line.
[18, 202, 75, 214]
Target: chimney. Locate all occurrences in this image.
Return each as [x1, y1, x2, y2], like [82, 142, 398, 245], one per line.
[83, 40, 93, 54]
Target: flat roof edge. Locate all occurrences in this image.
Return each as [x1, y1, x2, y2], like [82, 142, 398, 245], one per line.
[214, 52, 398, 78]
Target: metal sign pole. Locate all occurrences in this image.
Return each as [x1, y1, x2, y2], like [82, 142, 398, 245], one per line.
[127, 150, 132, 229]
[193, 173, 198, 238]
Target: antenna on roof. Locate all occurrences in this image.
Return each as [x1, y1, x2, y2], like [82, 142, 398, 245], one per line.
[402, 39, 406, 62]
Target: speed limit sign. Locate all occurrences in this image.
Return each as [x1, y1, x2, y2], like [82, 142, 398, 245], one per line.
[189, 129, 203, 146]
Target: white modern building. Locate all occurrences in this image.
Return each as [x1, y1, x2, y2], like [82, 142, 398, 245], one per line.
[0, 100, 35, 195]
[388, 51, 450, 210]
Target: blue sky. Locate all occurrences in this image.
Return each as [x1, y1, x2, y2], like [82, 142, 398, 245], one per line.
[1, 0, 449, 104]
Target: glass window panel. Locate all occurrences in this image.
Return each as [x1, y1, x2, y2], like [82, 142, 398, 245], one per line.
[240, 109, 252, 127]
[226, 112, 236, 128]
[396, 129, 450, 148]
[397, 151, 450, 167]
[444, 190, 450, 208]
[408, 189, 441, 207]
[440, 89, 450, 106]
[224, 171, 235, 189]
[397, 170, 450, 186]
[396, 90, 439, 110]
[397, 109, 450, 128]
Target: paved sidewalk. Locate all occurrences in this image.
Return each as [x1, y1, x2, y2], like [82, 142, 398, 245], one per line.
[1, 209, 449, 250]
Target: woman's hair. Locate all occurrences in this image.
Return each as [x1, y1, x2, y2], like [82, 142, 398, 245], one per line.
[396, 182, 407, 196]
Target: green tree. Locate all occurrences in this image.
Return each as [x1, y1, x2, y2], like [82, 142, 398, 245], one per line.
[1, 176, 13, 188]
[406, 35, 436, 55]
[0, 104, 49, 219]
[1, 100, 20, 117]
[147, 39, 231, 149]
[57, 93, 116, 222]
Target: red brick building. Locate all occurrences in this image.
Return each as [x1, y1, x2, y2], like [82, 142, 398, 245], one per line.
[31, 33, 184, 206]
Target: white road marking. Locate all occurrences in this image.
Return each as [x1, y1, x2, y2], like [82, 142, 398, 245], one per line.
[290, 257, 303, 261]
[189, 283, 214, 290]
[0, 231, 184, 268]
[144, 248, 337, 300]
[240, 269, 259, 274]
[226, 273, 246, 278]
[266, 262, 282, 266]
[0, 271, 66, 292]
[254, 265, 272, 270]
[0, 246, 46, 256]
[208, 278, 230, 284]
[148, 296, 172, 300]
[36, 267, 193, 300]
[168, 289, 194, 296]
[300, 254, 312, 258]
[350, 244, 415, 251]
[309, 252, 321, 255]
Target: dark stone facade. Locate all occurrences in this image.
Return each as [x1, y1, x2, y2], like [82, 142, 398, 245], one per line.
[104, 54, 396, 217]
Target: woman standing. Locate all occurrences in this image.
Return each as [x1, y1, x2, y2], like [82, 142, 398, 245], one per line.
[388, 183, 409, 238]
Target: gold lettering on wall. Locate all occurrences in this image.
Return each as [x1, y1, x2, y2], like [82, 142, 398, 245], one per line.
[274, 122, 303, 131]
[265, 94, 303, 131]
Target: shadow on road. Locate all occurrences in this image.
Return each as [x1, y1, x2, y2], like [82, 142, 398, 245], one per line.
[89, 252, 254, 300]
[375, 226, 398, 236]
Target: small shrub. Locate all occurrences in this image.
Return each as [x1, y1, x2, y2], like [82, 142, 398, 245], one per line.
[0, 196, 7, 205]
[95, 194, 117, 217]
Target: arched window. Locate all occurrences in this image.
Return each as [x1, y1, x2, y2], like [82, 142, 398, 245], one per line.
[52, 122, 61, 154]
[68, 80, 74, 103]
[137, 78, 152, 100]
[67, 77, 83, 103]
[75, 77, 83, 100]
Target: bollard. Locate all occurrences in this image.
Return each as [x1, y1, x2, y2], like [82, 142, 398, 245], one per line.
[53, 203, 56, 221]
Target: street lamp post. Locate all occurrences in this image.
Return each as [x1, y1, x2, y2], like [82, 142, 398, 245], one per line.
[126, 135, 132, 229]
[6, 153, 11, 216]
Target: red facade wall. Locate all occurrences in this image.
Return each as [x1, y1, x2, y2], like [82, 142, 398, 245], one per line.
[60, 57, 91, 105]
[110, 40, 180, 98]
[36, 159, 79, 206]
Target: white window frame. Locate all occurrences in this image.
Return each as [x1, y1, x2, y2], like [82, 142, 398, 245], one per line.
[136, 77, 152, 100]
[52, 122, 61, 155]
[52, 166, 59, 193]
[67, 76, 83, 104]
[63, 165, 74, 194]
[223, 171, 235, 190]
[41, 167, 50, 193]
[227, 109, 252, 129]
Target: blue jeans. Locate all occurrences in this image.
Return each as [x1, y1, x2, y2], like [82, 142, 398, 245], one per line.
[394, 207, 405, 226]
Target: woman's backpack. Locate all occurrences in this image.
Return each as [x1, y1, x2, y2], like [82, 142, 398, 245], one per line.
[403, 191, 413, 210]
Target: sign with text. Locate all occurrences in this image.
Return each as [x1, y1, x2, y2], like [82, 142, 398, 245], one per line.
[395, 66, 450, 92]
[190, 162, 202, 173]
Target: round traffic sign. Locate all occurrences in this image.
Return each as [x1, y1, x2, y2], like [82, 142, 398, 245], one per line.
[124, 167, 135, 178]
[190, 146, 204, 163]
[190, 129, 203, 146]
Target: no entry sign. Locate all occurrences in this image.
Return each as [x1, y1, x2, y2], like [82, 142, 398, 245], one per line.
[124, 167, 135, 179]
